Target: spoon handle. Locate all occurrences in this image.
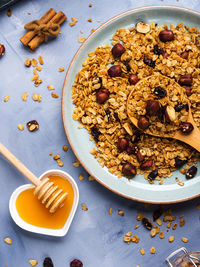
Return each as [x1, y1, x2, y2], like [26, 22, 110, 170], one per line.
[0, 143, 40, 186]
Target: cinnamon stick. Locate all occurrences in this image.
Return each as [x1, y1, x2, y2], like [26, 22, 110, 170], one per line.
[28, 11, 67, 51]
[20, 8, 56, 46]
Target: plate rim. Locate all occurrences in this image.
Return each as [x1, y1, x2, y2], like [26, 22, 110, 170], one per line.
[62, 5, 200, 204]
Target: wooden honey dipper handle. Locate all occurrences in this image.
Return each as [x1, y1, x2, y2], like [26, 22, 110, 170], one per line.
[0, 143, 40, 187]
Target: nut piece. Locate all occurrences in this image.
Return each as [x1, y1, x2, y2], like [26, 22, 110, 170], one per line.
[136, 150, 144, 163]
[96, 89, 109, 104]
[129, 74, 138, 85]
[146, 100, 160, 116]
[0, 44, 5, 57]
[117, 137, 128, 152]
[179, 122, 194, 134]
[122, 162, 136, 177]
[111, 43, 125, 58]
[179, 74, 193, 86]
[108, 65, 122, 77]
[165, 106, 176, 122]
[138, 116, 149, 130]
[136, 22, 150, 34]
[159, 30, 174, 42]
[26, 120, 39, 132]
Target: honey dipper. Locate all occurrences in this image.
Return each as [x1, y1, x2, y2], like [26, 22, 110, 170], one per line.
[0, 143, 68, 213]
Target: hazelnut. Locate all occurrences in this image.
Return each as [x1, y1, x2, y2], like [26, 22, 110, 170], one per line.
[162, 51, 169, 59]
[136, 22, 150, 34]
[165, 106, 176, 122]
[138, 116, 149, 130]
[0, 44, 5, 57]
[146, 100, 160, 116]
[159, 30, 174, 42]
[108, 65, 122, 77]
[117, 138, 128, 152]
[183, 86, 192, 97]
[122, 163, 136, 177]
[111, 43, 125, 58]
[179, 74, 193, 86]
[140, 159, 153, 170]
[179, 122, 194, 134]
[129, 74, 138, 85]
[181, 51, 189, 59]
[136, 150, 144, 162]
[96, 89, 109, 104]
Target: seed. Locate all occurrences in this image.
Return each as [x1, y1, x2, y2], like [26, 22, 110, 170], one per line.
[159, 30, 174, 42]
[96, 89, 109, 104]
[153, 45, 163, 55]
[143, 57, 155, 68]
[146, 100, 160, 116]
[183, 86, 192, 97]
[26, 120, 39, 132]
[117, 138, 128, 152]
[154, 86, 167, 98]
[136, 22, 150, 34]
[136, 150, 144, 163]
[165, 106, 176, 122]
[122, 162, 136, 177]
[179, 122, 194, 134]
[111, 43, 125, 58]
[142, 217, 153, 230]
[0, 44, 5, 57]
[70, 259, 83, 267]
[129, 74, 138, 85]
[138, 116, 149, 130]
[148, 169, 158, 181]
[43, 257, 54, 267]
[181, 51, 189, 59]
[174, 157, 187, 168]
[140, 159, 153, 170]
[108, 65, 122, 77]
[185, 165, 197, 179]
[179, 74, 193, 86]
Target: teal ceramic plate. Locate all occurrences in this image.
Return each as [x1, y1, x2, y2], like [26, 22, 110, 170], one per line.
[62, 6, 200, 204]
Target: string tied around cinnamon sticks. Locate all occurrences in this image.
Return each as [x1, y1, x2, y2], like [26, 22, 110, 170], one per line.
[24, 20, 60, 42]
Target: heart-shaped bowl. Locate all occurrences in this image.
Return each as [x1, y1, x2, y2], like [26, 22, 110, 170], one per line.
[9, 170, 79, 237]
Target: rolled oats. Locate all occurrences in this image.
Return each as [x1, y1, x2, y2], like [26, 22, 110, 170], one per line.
[29, 259, 38, 266]
[4, 96, 10, 102]
[22, 92, 28, 101]
[4, 237, 12, 245]
[81, 204, 88, 211]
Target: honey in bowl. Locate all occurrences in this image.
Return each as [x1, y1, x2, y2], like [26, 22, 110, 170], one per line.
[16, 176, 74, 229]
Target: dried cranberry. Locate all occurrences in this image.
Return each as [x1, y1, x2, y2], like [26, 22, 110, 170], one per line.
[143, 57, 155, 68]
[153, 45, 163, 55]
[70, 259, 83, 267]
[154, 86, 167, 98]
[91, 126, 101, 141]
[179, 122, 194, 134]
[148, 169, 158, 181]
[43, 257, 54, 267]
[142, 217, 152, 230]
[185, 166, 197, 179]
[174, 157, 187, 168]
[124, 60, 131, 72]
[158, 105, 166, 122]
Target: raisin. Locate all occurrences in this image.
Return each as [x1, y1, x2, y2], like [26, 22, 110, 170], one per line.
[174, 157, 187, 168]
[143, 57, 155, 68]
[153, 207, 163, 221]
[105, 109, 111, 120]
[131, 131, 142, 143]
[174, 103, 188, 112]
[114, 112, 120, 122]
[142, 217, 153, 230]
[158, 105, 165, 122]
[124, 60, 131, 72]
[148, 169, 158, 181]
[43, 257, 54, 267]
[185, 166, 197, 179]
[153, 45, 163, 55]
[91, 126, 101, 142]
[26, 120, 39, 132]
[70, 259, 83, 267]
[154, 86, 167, 98]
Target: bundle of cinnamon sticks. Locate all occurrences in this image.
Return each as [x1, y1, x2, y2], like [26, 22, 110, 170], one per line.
[20, 8, 66, 50]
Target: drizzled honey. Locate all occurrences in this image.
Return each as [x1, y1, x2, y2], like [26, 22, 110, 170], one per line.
[16, 176, 74, 229]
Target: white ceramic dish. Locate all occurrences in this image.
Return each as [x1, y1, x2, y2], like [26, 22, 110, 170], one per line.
[9, 170, 79, 237]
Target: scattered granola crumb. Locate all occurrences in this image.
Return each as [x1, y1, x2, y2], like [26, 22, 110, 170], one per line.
[69, 17, 78, 27]
[88, 175, 95, 181]
[4, 237, 12, 245]
[63, 145, 68, 152]
[179, 214, 184, 219]
[38, 56, 44, 65]
[159, 231, 164, 239]
[53, 155, 60, 160]
[196, 204, 200, 210]
[118, 210, 124, 216]
[22, 92, 28, 101]
[31, 58, 38, 67]
[159, 179, 164, 185]
[34, 79, 42, 87]
[36, 65, 42, 71]
[181, 237, 188, 243]
[51, 92, 59, 98]
[163, 215, 175, 222]
[81, 204, 88, 211]
[59, 67, 64, 72]
[33, 69, 37, 75]
[132, 234, 140, 243]
[172, 223, 178, 230]
[7, 9, 12, 17]
[180, 219, 185, 227]
[89, 3, 92, 7]
[108, 207, 112, 215]
[136, 213, 143, 221]
[49, 152, 53, 156]
[123, 236, 131, 243]
[29, 259, 38, 266]
[178, 181, 184, 186]
[73, 160, 80, 167]
[18, 124, 24, 131]
[88, 18, 92, 23]
[47, 85, 55, 90]
[150, 228, 157, 237]
[80, 30, 83, 34]
[167, 222, 171, 228]
[156, 218, 162, 226]
[57, 159, 64, 167]
[140, 248, 145, 255]
[78, 37, 86, 43]
[24, 58, 31, 67]
[32, 74, 39, 81]
[91, 29, 95, 33]
[4, 96, 10, 102]
[150, 247, 156, 254]
[134, 225, 140, 230]
[168, 236, 175, 243]
[32, 94, 41, 102]
[79, 174, 84, 181]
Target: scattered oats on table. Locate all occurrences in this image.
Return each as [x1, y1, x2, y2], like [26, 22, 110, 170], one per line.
[31, 58, 38, 67]
[168, 236, 175, 243]
[140, 248, 145, 255]
[57, 159, 64, 167]
[38, 56, 44, 65]
[150, 246, 156, 254]
[24, 58, 31, 67]
[36, 65, 42, 71]
[79, 174, 84, 181]
[118, 210, 124, 216]
[53, 155, 60, 160]
[32, 94, 41, 102]
[88, 175, 95, 181]
[17, 124, 24, 131]
[108, 207, 112, 214]
[63, 145, 68, 152]
[81, 204, 88, 211]
[4, 237, 12, 245]
[69, 17, 78, 27]
[78, 37, 86, 43]
[59, 67, 65, 72]
[51, 92, 59, 98]
[181, 237, 188, 243]
[22, 92, 28, 101]
[29, 259, 38, 266]
[4, 96, 10, 102]
[73, 160, 80, 167]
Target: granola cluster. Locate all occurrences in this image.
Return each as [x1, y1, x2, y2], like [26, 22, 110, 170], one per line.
[72, 22, 200, 181]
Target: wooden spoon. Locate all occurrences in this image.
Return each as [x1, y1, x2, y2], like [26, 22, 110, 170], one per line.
[0, 143, 68, 213]
[127, 77, 200, 152]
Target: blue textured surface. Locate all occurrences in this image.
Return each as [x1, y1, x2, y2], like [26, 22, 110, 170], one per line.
[0, 1, 200, 266]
